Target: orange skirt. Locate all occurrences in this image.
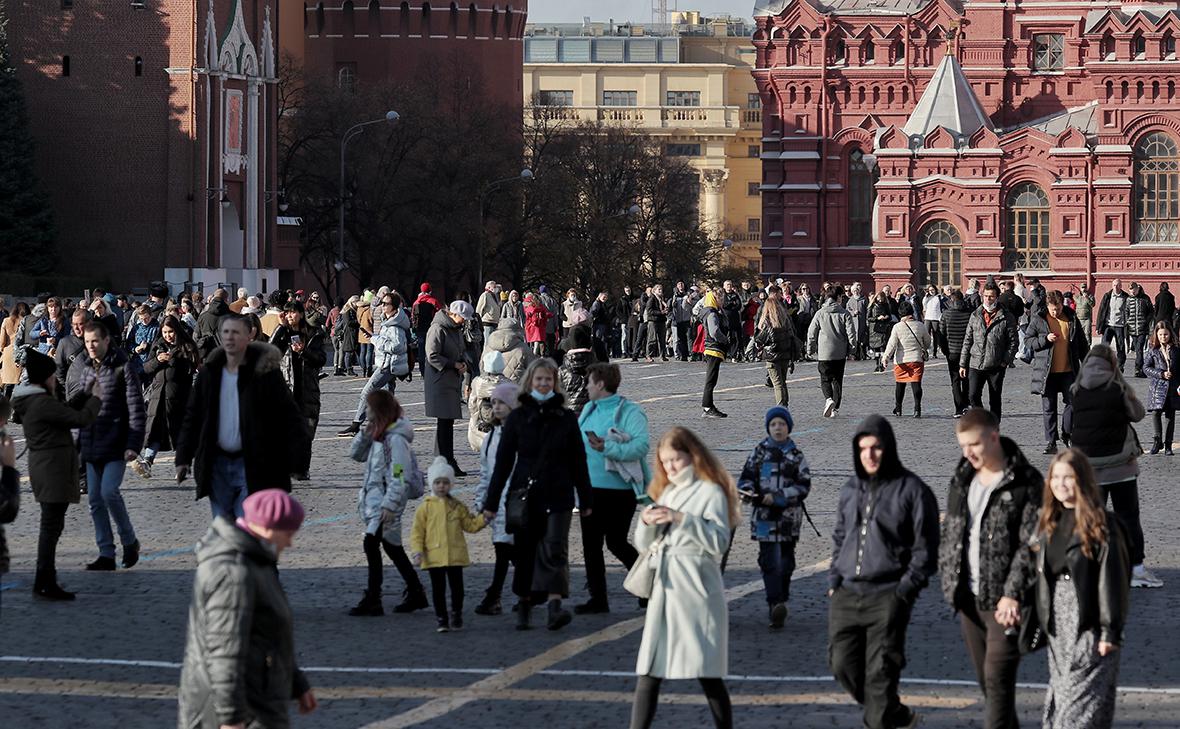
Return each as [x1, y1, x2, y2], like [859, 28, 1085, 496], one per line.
[894, 362, 925, 383]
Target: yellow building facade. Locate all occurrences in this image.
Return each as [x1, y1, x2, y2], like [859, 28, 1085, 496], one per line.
[523, 16, 763, 272]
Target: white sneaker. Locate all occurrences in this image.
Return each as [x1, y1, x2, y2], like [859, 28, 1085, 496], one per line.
[131, 457, 151, 479]
[831, 408, 838, 418]
[1131, 565, 1164, 588]
[823, 398, 836, 418]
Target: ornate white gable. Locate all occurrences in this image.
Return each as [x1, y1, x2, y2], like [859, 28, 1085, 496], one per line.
[205, 0, 219, 70]
[219, 0, 259, 77]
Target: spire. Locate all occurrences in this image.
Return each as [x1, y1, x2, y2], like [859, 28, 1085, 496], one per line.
[902, 54, 992, 142]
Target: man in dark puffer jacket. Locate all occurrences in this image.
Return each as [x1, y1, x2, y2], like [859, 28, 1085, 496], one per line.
[939, 408, 1041, 729]
[940, 290, 972, 417]
[829, 415, 939, 729]
[67, 321, 146, 572]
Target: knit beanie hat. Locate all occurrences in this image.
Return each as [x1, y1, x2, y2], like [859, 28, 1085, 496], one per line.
[24, 348, 57, 385]
[481, 350, 505, 375]
[765, 405, 794, 434]
[241, 489, 305, 531]
[491, 381, 520, 406]
[427, 456, 455, 486]
[420, 282, 431, 293]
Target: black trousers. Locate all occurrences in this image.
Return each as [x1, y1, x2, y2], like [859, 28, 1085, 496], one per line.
[1102, 326, 1126, 369]
[817, 359, 846, 408]
[627, 323, 642, 358]
[675, 321, 691, 359]
[427, 566, 464, 619]
[630, 675, 732, 729]
[968, 367, 1007, 421]
[646, 320, 667, 359]
[1131, 332, 1149, 373]
[947, 356, 969, 414]
[1152, 408, 1176, 445]
[513, 509, 572, 599]
[1101, 479, 1146, 566]
[701, 355, 722, 409]
[828, 588, 913, 729]
[1041, 371, 1074, 444]
[580, 489, 639, 601]
[362, 529, 423, 595]
[485, 542, 514, 600]
[893, 382, 922, 412]
[435, 418, 455, 465]
[37, 502, 69, 574]
[925, 321, 941, 358]
[959, 598, 1022, 729]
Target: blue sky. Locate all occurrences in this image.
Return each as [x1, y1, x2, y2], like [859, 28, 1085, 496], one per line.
[527, 1, 755, 24]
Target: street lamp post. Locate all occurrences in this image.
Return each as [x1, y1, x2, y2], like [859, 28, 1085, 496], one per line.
[337, 110, 399, 299]
[477, 168, 533, 289]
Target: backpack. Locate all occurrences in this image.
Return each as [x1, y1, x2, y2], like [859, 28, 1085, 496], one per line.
[475, 397, 496, 433]
[377, 431, 427, 500]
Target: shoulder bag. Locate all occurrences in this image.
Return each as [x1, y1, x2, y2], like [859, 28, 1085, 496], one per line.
[505, 420, 556, 534]
[623, 523, 671, 599]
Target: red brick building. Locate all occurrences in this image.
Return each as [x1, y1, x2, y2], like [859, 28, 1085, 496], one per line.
[288, 0, 526, 108]
[753, 0, 1180, 297]
[10, 0, 292, 294]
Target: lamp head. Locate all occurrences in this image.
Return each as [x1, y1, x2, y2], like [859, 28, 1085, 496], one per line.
[627, 204, 641, 216]
[520, 168, 534, 181]
[385, 110, 400, 123]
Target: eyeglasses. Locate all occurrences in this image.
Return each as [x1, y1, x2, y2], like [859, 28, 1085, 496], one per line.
[382, 300, 395, 307]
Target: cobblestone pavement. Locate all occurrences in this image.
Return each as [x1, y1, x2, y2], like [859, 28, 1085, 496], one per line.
[2, 355, 1179, 727]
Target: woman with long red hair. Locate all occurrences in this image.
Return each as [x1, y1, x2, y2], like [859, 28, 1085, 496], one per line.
[1029, 449, 1131, 729]
[630, 427, 738, 729]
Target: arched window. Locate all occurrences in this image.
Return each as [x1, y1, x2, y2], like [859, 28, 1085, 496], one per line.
[1005, 183, 1050, 269]
[863, 38, 875, 64]
[315, 2, 325, 34]
[848, 149, 877, 246]
[1133, 33, 1146, 59]
[490, 5, 499, 38]
[62, 55, 70, 76]
[918, 220, 962, 287]
[399, 1, 410, 35]
[468, 3, 477, 37]
[1100, 32, 1114, 60]
[342, 0, 355, 36]
[134, 56, 143, 76]
[1135, 132, 1180, 244]
[834, 37, 847, 64]
[449, 2, 458, 37]
[368, 0, 382, 34]
[421, 2, 431, 36]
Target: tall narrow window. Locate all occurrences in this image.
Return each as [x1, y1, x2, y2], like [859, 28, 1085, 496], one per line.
[336, 62, 357, 91]
[918, 221, 962, 287]
[834, 37, 847, 64]
[1135, 132, 1180, 244]
[62, 55, 70, 76]
[368, 1, 382, 34]
[848, 149, 877, 246]
[1134, 33, 1146, 59]
[449, 3, 458, 37]
[468, 4, 477, 37]
[863, 38, 875, 63]
[342, 1, 356, 36]
[399, 2, 410, 35]
[1005, 183, 1050, 269]
[421, 3, 431, 36]
[315, 3, 325, 34]
[1165, 33, 1176, 59]
[1033, 33, 1064, 71]
[134, 56, 143, 76]
[490, 5, 499, 38]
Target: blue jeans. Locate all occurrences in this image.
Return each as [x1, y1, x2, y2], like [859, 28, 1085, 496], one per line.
[757, 540, 796, 605]
[354, 368, 398, 422]
[359, 342, 374, 373]
[210, 455, 248, 520]
[86, 461, 137, 559]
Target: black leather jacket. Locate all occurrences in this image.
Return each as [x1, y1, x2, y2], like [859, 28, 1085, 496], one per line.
[1031, 511, 1131, 645]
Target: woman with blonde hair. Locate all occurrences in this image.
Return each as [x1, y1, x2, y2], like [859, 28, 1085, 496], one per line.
[481, 357, 593, 631]
[1030, 449, 1130, 728]
[630, 426, 737, 729]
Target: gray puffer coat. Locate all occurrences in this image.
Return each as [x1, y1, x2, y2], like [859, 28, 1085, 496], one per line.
[1026, 307, 1088, 395]
[1142, 344, 1180, 411]
[484, 318, 535, 383]
[805, 301, 856, 361]
[178, 518, 310, 729]
[959, 306, 1018, 372]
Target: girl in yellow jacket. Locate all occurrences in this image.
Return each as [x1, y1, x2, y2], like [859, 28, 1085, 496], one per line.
[411, 456, 487, 632]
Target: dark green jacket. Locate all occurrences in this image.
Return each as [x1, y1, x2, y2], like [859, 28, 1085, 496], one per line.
[178, 518, 310, 728]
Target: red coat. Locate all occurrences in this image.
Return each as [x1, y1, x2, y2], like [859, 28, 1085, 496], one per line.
[743, 298, 760, 337]
[524, 303, 551, 343]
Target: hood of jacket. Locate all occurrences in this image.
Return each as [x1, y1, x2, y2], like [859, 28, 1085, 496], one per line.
[10, 383, 50, 415]
[203, 341, 282, 375]
[488, 319, 525, 351]
[431, 309, 459, 330]
[562, 348, 594, 369]
[381, 308, 410, 331]
[851, 414, 904, 481]
[204, 298, 229, 318]
[195, 516, 276, 568]
[1077, 353, 1116, 390]
[386, 416, 415, 444]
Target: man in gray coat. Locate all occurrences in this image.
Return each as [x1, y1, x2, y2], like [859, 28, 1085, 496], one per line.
[959, 283, 1018, 422]
[807, 289, 857, 418]
[178, 490, 316, 729]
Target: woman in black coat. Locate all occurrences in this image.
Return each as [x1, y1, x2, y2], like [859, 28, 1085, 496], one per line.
[134, 315, 198, 479]
[868, 291, 895, 372]
[270, 302, 328, 480]
[481, 357, 594, 631]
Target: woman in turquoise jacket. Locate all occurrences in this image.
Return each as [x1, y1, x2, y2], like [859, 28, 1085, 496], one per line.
[576, 362, 652, 614]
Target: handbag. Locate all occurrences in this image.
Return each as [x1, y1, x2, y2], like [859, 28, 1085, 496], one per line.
[623, 524, 671, 599]
[505, 426, 557, 534]
[1017, 590, 1046, 655]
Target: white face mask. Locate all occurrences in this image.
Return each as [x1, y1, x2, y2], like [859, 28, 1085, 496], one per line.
[983, 300, 997, 313]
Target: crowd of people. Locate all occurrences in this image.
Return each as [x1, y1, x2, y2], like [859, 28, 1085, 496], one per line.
[0, 271, 1171, 729]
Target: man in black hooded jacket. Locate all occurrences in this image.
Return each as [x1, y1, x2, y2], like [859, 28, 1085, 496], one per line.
[828, 415, 939, 729]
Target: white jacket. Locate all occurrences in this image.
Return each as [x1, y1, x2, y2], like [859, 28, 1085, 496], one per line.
[472, 426, 513, 544]
[351, 418, 415, 543]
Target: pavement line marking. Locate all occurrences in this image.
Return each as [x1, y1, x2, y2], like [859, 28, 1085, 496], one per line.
[358, 559, 831, 729]
[0, 677, 980, 708]
[4, 656, 1180, 696]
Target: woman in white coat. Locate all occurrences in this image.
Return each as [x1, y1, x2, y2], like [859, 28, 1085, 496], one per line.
[630, 426, 740, 729]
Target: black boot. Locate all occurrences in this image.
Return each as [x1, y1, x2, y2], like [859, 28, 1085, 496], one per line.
[86, 556, 116, 571]
[515, 600, 532, 630]
[474, 593, 502, 615]
[337, 421, 362, 438]
[547, 598, 572, 631]
[348, 590, 385, 616]
[574, 597, 610, 615]
[33, 570, 76, 601]
[122, 540, 140, 569]
[1150, 437, 1163, 455]
[392, 587, 429, 613]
